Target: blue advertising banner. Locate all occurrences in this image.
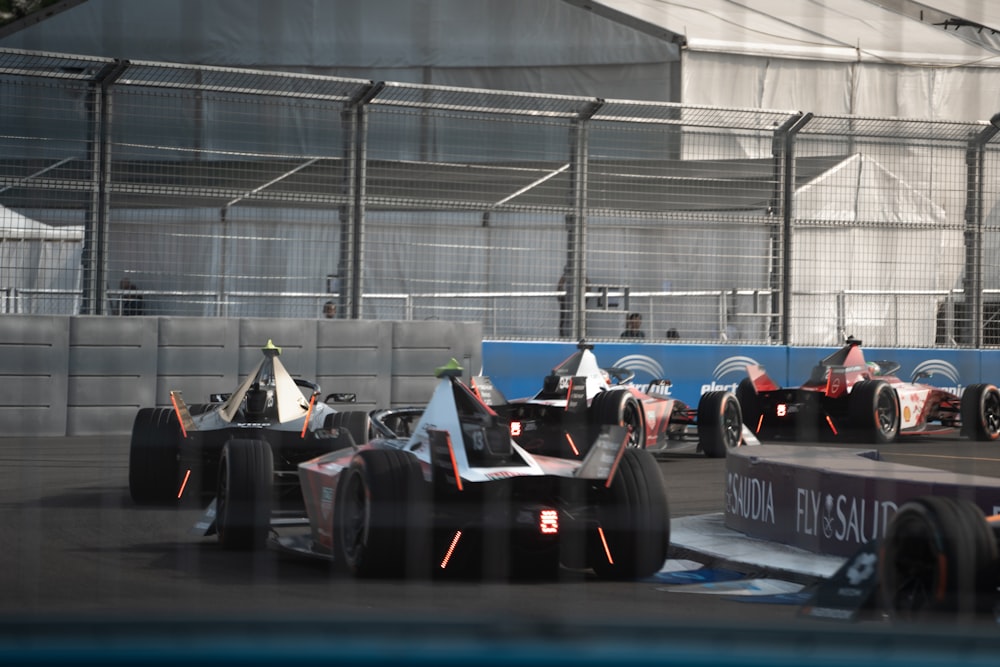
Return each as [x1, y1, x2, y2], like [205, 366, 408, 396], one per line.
[482, 341, 787, 406]
[482, 341, 1000, 406]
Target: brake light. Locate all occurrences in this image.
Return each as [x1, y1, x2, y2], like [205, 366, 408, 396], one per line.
[776, 404, 787, 417]
[510, 420, 522, 437]
[539, 509, 559, 535]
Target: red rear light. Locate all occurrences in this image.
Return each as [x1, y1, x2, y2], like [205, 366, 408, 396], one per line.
[776, 404, 787, 417]
[510, 421, 522, 437]
[539, 509, 558, 535]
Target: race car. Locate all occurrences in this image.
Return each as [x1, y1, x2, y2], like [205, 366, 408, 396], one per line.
[736, 337, 1000, 444]
[477, 340, 746, 458]
[128, 340, 362, 506]
[200, 359, 671, 581]
[879, 495, 1000, 620]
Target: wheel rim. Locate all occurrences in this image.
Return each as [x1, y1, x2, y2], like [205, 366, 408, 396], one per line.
[623, 399, 643, 448]
[339, 471, 368, 562]
[884, 515, 941, 618]
[721, 398, 741, 449]
[875, 388, 898, 436]
[983, 389, 1000, 436]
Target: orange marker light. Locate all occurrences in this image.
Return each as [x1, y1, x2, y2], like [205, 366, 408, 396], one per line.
[825, 415, 838, 435]
[170, 393, 188, 438]
[177, 469, 191, 499]
[440, 530, 463, 569]
[300, 393, 317, 438]
[564, 433, 579, 456]
[597, 526, 614, 564]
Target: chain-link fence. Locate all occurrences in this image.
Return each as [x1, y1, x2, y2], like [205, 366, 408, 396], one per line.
[2, 47, 999, 348]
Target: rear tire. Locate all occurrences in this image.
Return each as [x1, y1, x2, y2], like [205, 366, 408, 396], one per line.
[849, 380, 899, 444]
[960, 383, 1000, 441]
[736, 378, 762, 433]
[698, 391, 743, 458]
[879, 496, 997, 621]
[591, 449, 670, 580]
[334, 448, 429, 578]
[591, 390, 645, 449]
[216, 438, 273, 550]
[128, 407, 182, 505]
[329, 410, 372, 445]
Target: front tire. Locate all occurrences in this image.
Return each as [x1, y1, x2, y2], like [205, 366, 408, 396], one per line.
[698, 391, 743, 458]
[334, 448, 429, 578]
[216, 438, 273, 550]
[879, 496, 997, 621]
[960, 383, 1000, 441]
[128, 407, 182, 505]
[849, 380, 899, 444]
[591, 449, 670, 580]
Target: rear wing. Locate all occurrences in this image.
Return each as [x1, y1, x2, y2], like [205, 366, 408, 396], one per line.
[471, 375, 507, 407]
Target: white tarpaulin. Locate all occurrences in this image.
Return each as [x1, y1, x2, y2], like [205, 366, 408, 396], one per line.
[4, 0, 998, 120]
[789, 154, 961, 346]
[0, 205, 83, 314]
[570, 0, 1000, 122]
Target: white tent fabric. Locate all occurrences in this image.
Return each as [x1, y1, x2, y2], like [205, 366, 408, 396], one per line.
[573, 0, 1000, 121]
[0, 205, 83, 314]
[0, 0, 679, 101]
[790, 154, 960, 346]
[3, 0, 998, 120]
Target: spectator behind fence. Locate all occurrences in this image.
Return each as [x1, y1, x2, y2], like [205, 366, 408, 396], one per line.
[119, 278, 144, 316]
[666, 328, 679, 339]
[323, 300, 337, 318]
[620, 312, 645, 338]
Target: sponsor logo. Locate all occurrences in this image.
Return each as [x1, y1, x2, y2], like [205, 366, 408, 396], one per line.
[320, 486, 334, 523]
[703, 355, 760, 394]
[725, 472, 775, 524]
[845, 552, 878, 586]
[796, 489, 897, 545]
[612, 354, 665, 382]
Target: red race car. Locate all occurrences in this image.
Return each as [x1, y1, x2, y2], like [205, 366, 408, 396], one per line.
[479, 341, 746, 459]
[737, 337, 1000, 444]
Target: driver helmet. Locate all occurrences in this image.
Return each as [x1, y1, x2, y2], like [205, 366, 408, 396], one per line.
[600, 369, 611, 385]
[866, 361, 881, 377]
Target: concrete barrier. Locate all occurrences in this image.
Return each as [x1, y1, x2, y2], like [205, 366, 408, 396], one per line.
[0, 316, 481, 437]
[724, 444, 1000, 557]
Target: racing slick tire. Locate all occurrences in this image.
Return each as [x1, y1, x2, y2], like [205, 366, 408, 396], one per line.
[879, 496, 998, 621]
[327, 410, 372, 445]
[697, 391, 743, 458]
[590, 448, 670, 580]
[334, 448, 430, 579]
[960, 383, 1000, 441]
[215, 438, 274, 551]
[128, 407, 183, 505]
[591, 390, 645, 449]
[848, 380, 899, 444]
[735, 378, 762, 433]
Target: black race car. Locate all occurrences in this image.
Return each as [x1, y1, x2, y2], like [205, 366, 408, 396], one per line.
[128, 340, 360, 507]
[199, 359, 671, 581]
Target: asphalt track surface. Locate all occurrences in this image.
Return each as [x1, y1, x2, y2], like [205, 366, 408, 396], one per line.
[4, 434, 1000, 664]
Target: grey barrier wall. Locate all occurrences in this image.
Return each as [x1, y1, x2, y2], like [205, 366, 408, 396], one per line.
[0, 315, 481, 437]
